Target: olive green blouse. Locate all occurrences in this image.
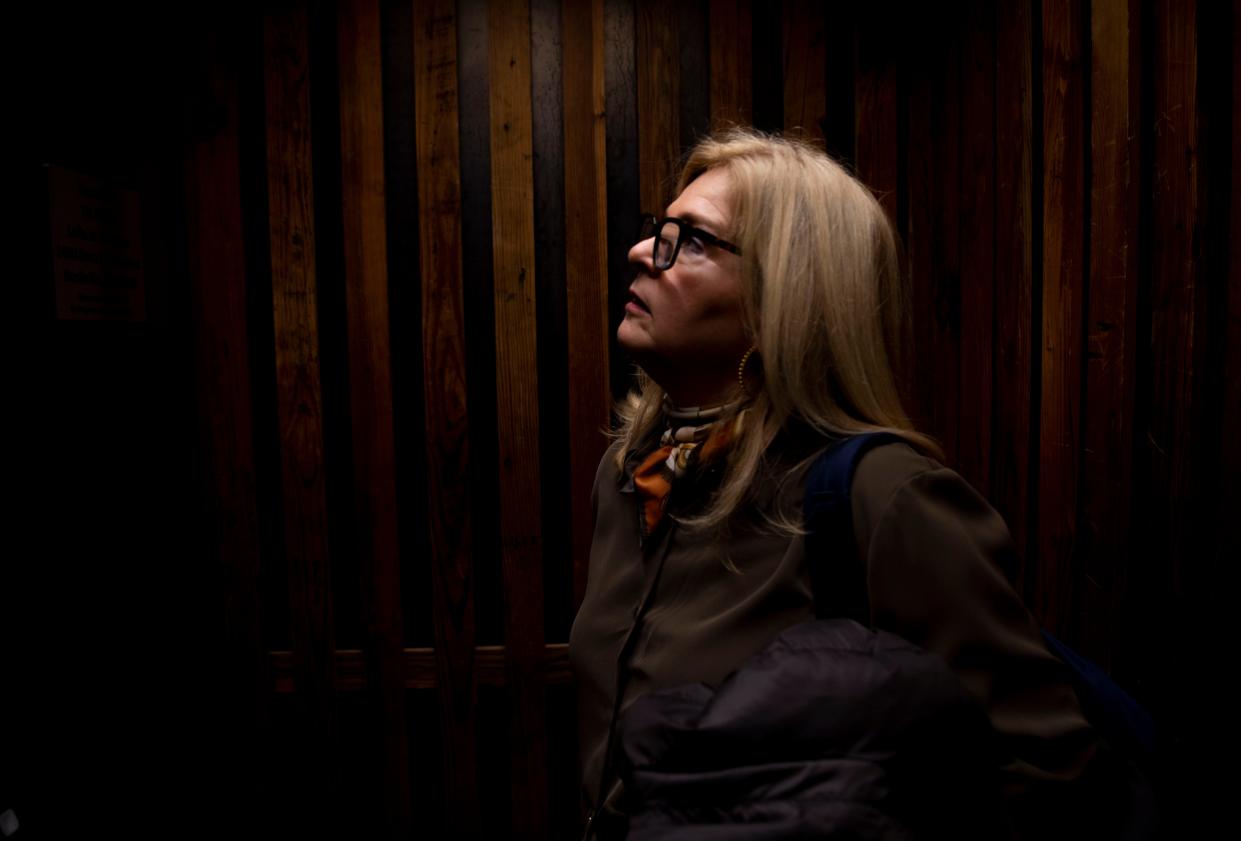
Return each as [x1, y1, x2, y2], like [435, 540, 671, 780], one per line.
[568, 436, 1100, 831]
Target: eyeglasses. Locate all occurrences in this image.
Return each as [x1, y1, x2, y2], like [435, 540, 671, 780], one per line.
[637, 213, 742, 271]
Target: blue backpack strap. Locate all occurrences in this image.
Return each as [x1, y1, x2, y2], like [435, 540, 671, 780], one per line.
[804, 433, 1161, 834]
[1040, 630, 1159, 767]
[803, 433, 1162, 777]
[802, 432, 907, 622]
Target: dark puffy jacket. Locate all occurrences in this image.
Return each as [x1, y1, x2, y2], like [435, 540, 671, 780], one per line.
[615, 618, 1010, 840]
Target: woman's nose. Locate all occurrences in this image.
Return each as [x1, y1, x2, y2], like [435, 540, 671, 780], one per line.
[629, 236, 657, 274]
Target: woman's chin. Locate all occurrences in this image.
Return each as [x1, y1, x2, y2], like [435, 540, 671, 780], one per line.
[616, 319, 653, 355]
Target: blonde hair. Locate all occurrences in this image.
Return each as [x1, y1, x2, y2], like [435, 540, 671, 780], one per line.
[614, 128, 940, 535]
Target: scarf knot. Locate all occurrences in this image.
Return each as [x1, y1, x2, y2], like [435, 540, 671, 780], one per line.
[631, 402, 741, 542]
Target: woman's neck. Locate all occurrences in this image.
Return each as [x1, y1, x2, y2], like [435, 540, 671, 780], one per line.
[663, 399, 735, 424]
[661, 381, 742, 413]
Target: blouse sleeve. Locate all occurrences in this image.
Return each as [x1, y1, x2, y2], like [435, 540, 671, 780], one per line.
[851, 443, 1112, 835]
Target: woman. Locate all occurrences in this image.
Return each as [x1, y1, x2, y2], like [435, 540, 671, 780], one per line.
[569, 129, 1106, 838]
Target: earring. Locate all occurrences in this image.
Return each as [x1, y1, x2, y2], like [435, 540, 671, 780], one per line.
[737, 345, 759, 398]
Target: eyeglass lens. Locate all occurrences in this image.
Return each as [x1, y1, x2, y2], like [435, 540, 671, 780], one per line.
[655, 221, 682, 269]
[638, 216, 683, 270]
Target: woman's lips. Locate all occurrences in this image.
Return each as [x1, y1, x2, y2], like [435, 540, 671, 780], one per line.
[626, 291, 650, 314]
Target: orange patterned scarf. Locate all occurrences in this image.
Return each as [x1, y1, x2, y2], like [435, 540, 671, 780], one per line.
[631, 403, 740, 541]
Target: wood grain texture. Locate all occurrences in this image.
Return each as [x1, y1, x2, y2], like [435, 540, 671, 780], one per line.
[262, 0, 338, 799]
[853, 13, 899, 218]
[1224, 0, 1241, 585]
[906, 13, 962, 467]
[1138, 11, 1215, 806]
[708, 0, 752, 130]
[1082, 0, 1141, 668]
[530, 0, 572, 641]
[1144, 0, 1199, 606]
[637, 0, 680, 213]
[455, 0, 505, 648]
[1036, 0, 1085, 634]
[604, 0, 640, 399]
[783, 0, 827, 146]
[379, 0, 434, 649]
[854, 7, 905, 400]
[823, 3, 856, 167]
[678, 1, 710, 151]
[1141, 2, 1229, 825]
[270, 643, 573, 691]
[487, 0, 549, 834]
[993, 0, 1036, 586]
[1185, 0, 1235, 653]
[413, 0, 479, 831]
[173, 3, 1241, 836]
[935, 20, 962, 472]
[562, 0, 612, 609]
[751, 0, 783, 132]
[905, 38, 935, 445]
[958, 0, 996, 499]
[185, 19, 269, 814]
[335, 0, 411, 832]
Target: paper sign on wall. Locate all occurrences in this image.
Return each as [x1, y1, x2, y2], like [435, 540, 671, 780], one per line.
[48, 165, 145, 321]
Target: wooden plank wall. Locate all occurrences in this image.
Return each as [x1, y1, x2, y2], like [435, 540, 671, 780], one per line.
[188, 0, 1238, 835]
[1037, 0, 1086, 634]
[185, 18, 271, 830]
[413, 1, 479, 835]
[261, 6, 342, 833]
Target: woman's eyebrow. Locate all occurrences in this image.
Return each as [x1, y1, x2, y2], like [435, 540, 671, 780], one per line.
[669, 210, 722, 233]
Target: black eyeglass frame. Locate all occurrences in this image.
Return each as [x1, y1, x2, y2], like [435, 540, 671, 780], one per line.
[638, 213, 742, 271]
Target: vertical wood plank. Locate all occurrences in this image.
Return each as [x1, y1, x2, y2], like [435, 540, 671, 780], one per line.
[853, 14, 899, 220]
[563, 0, 611, 609]
[905, 33, 936, 445]
[637, 0, 680, 213]
[381, 0, 435, 650]
[935, 20, 962, 471]
[1036, 0, 1085, 634]
[1224, 0, 1241, 582]
[854, 6, 904, 398]
[823, 4, 856, 167]
[263, 0, 338, 809]
[413, 0, 479, 833]
[456, 0, 505, 648]
[906, 12, 962, 467]
[1144, 0, 1199, 607]
[185, 18, 269, 820]
[532, 0, 566, 296]
[528, 8, 580, 828]
[1082, 0, 1140, 667]
[488, 0, 549, 835]
[531, 0, 572, 644]
[993, 0, 1036, 584]
[605, 0, 639, 399]
[783, 0, 827, 146]
[528, 0, 575, 649]
[751, 0, 784, 132]
[708, 0, 752, 130]
[1139, 11, 1210, 818]
[958, 0, 997, 498]
[335, 0, 411, 833]
[679, 1, 710, 151]
[853, 12, 899, 217]
[1208, 29, 1241, 806]
[1188, 0, 1235, 657]
[1152, 6, 1230, 827]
